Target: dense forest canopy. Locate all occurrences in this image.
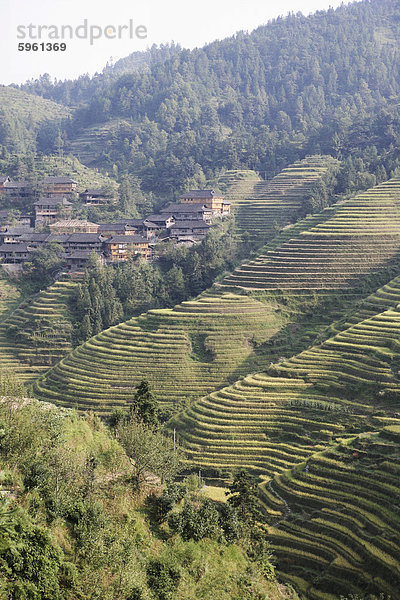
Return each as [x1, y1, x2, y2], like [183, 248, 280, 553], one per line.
[0, 0, 398, 196]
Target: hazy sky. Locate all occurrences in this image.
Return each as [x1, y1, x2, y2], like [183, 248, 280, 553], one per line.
[1, 0, 354, 85]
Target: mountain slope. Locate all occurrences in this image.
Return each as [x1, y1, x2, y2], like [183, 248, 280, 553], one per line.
[0, 86, 70, 153]
[263, 430, 400, 599]
[32, 158, 338, 412]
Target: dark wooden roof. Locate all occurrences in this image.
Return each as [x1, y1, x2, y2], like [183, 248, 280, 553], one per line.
[19, 234, 49, 242]
[0, 243, 33, 253]
[46, 234, 70, 243]
[4, 180, 32, 189]
[170, 220, 210, 229]
[66, 233, 104, 242]
[147, 214, 173, 223]
[160, 203, 208, 213]
[3, 227, 34, 235]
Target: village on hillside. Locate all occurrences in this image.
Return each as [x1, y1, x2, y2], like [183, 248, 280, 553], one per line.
[0, 176, 231, 273]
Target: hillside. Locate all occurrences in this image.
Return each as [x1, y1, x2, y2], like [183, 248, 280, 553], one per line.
[221, 178, 400, 292]
[0, 277, 53, 382]
[0, 86, 70, 153]
[220, 156, 338, 245]
[171, 269, 400, 477]
[4, 279, 76, 367]
[6, 1, 400, 197]
[32, 157, 338, 413]
[20, 0, 398, 196]
[263, 430, 400, 598]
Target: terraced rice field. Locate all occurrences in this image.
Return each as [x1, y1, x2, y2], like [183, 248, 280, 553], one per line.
[222, 156, 338, 245]
[0, 278, 50, 382]
[33, 293, 284, 413]
[171, 372, 363, 477]
[174, 271, 400, 473]
[221, 178, 400, 292]
[172, 272, 400, 597]
[4, 279, 76, 367]
[262, 430, 400, 599]
[33, 158, 341, 411]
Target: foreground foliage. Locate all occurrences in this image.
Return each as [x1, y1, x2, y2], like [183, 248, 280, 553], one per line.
[0, 395, 296, 600]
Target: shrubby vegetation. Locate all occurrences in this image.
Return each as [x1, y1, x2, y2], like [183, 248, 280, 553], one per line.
[0, 374, 295, 600]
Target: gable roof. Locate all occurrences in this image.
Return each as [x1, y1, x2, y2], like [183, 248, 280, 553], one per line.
[19, 233, 50, 243]
[160, 203, 209, 214]
[3, 227, 34, 235]
[0, 243, 33, 253]
[4, 180, 32, 189]
[46, 234, 70, 243]
[170, 220, 210, 230]
[146, 214, 174, 223]
[66, 233, 104, 242]
[34, 197, 72, 206]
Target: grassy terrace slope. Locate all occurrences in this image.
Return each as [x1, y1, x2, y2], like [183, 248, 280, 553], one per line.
[33, 293, 283, 413]
[263, 431, 400, 599]
[0, 86, 70, 125]
[4, 279, 76, 367]
[33, 158, 338, 412]
[0, 277, 53, 381]
[173, 270, 400, 478]
[221, 178, 400, 292]
[219, 156, 338, 245]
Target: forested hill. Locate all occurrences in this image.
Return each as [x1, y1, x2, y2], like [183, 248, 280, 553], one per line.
[10, 0, 400, 195]
[19, 43, 182, 107]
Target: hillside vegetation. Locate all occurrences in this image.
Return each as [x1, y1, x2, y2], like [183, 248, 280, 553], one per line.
[32, 157, 337, 413]
[15, 0, 400, 196]
[0, 86, 70, 153]
[0, 395, 297, 600]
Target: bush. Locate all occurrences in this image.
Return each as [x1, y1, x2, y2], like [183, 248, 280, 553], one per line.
[146, 559, 180, 600]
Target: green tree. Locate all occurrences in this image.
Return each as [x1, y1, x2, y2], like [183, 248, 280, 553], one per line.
[226, 470, 260, 524]
[117, 419, 178, 487]
[130, 380, 159, 427]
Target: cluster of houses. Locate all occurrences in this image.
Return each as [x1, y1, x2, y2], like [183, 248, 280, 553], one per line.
[0, 178, 231, 272]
